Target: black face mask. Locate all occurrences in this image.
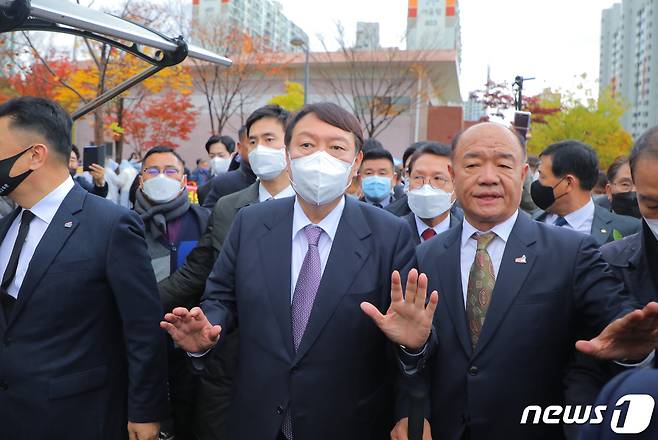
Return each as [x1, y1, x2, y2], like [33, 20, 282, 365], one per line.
[0, 146, 34, 196]
[531, 177, 567, 211]
[611, 191, 642, 218]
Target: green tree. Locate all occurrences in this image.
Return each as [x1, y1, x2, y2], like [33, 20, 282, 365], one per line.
[268, 81, 304, 112]
[527, 87, 632, 169]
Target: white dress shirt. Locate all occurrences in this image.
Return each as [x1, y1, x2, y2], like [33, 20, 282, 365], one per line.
[415, 213, 451, 242]
[544, 199, 595, 234]
[460, 210, 519, 308]
[290, 195, 345, 302]
[258, 182, 296, 202]
[0, 177, 74, 298]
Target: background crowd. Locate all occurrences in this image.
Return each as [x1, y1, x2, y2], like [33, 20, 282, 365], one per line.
[0, 96, 657, 440]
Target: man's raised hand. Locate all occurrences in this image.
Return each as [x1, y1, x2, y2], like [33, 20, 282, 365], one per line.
[361, 269, 439, 350]
[576, 301, 658, 361]
[160, 307, 221, 353]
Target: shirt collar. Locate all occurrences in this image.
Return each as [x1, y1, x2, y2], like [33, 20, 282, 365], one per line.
[258, 182, 295, 202]
[27, 176, 75, 224]
[562, 198, 595, 231]
[461, 209, 519, 247]
[415, 213, 451, 236]
[293, 195, 345, 242]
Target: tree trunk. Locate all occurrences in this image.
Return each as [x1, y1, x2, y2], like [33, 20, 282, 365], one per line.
[93, 108, 104, 146]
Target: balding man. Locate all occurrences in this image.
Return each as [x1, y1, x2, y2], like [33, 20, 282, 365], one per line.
[368, 123, 658, 440]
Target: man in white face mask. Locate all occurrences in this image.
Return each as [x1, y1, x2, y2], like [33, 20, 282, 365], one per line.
[135, 147, 210, 282]
[159, 104, 294, 440]
[403, 142, 462, 244]
[161, 102, 438, 440]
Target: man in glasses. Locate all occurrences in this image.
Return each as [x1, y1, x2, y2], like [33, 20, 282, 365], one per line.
[133, 146, 211, 439]
[403, 142, 463, 245]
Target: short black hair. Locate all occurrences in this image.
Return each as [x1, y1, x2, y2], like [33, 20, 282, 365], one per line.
[71, 145, 80, 160]
[527, 155, 540, 169]
[451, 124, 527, 160]
[595, 170, 607, 189]
[360, 148, 394, 171]
[407, 142, 452, 174]
[205, 135, 235, 154]
[0, 96, 72, 165]
[403, 142, 425, 168]
[285, 102, 364, 152]
[142, 146, 185, 169]
[630, 125, 658, 177]
[363, 138, 384, 153]
[539, 140, 600, 191]
[246, 105, 290, 139]
[238, 126, 248, 141]
[606, 156, 629, 183]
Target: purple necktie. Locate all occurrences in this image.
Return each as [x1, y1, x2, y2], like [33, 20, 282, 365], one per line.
[282, 224, 323, 439]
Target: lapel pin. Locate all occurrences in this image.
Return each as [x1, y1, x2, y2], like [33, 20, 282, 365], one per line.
[64, 221, 73, 228]
[514, 255, 527, 264]
[600, 228, 607, 234]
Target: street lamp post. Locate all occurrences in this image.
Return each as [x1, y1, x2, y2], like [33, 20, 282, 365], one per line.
[291, 37, 309, 105]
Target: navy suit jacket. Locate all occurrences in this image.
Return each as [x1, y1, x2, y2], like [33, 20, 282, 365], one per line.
[580, 367, 658, 440]
[562, 223, 658, 431]
[200, 161, 257, 208]
[408, 213, 631, 440]
[0, 184, 168, 440]
[200, 196, 415, 439]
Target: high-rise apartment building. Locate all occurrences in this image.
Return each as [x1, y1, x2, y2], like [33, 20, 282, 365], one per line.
[407, 0, 461, 62]
[355, 22, 380, 50]
[600, 0, 658, 138]
[192, 0, 308, 53]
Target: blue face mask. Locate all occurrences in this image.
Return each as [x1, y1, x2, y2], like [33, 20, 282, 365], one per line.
[361, 176, 392, 202]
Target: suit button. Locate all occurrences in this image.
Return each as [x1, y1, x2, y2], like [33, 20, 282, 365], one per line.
[276, 405, 284, 415]
[0, 381, 7, 391]
[468, 366, 478, 376]
[291, 365, 299, 374]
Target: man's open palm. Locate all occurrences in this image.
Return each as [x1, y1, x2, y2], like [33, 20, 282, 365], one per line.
[160, 307, 221, 353]
[576, 301, 658, 361]
[361, 269, 439, 350]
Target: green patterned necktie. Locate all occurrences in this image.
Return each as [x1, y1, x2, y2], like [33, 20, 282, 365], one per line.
[466, 231, 497, 348]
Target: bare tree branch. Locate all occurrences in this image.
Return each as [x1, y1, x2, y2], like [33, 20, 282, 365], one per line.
[21, 32, 89, 104]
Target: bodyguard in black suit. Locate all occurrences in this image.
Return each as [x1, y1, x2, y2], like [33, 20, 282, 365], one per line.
[566, 127, 658, 420]
[530, 140, 640, 246]
[200, 159, 256, 208]
[371, 123, 658, 440]
[0, 98, 168, 440]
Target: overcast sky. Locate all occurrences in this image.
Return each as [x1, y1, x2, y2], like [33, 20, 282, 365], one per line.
[98, 0, 620, 100]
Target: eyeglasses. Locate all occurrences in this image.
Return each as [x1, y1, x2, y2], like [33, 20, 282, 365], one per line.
[142, 167, 181, 177]
[409, 175, 450, 190]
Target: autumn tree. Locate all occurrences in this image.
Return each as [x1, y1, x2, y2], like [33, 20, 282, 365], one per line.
[190, 20, 282, 135]
[269, 81, 304, 112]
[527, 88, 632, 169]
[316, 24, 434, 138]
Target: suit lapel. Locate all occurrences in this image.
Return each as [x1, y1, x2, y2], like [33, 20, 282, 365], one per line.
[0, 208, 21, 329]
[294, 198, 371, 363]
[436, 226, 473, 357]
[591, 206, 613, 246]
[8, 186, 85, 327]
[237, 182, 260, 209]
[628, 232, 657, 304]
[259, 199, 296, 359]
[403, 213, 420, 245]
[473, 215, 538, 358]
